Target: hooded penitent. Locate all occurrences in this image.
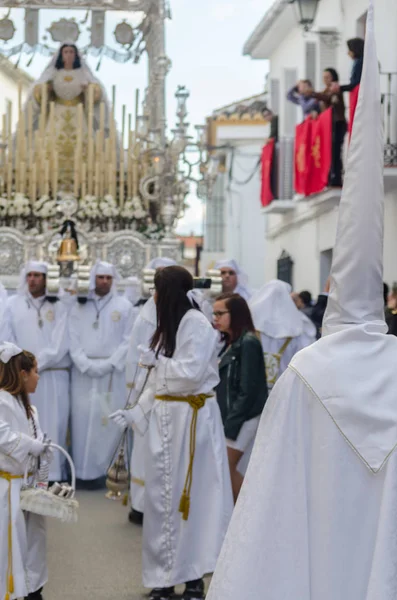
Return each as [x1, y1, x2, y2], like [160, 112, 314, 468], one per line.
[214, 259, 252, 301]
[88, 260, 120, 294]
[291, 0, 397, 473]
[249, 280, 303, 339]
[17, 261, 48, 295]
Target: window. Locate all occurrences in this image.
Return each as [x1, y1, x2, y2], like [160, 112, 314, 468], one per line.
[284, 68, 298, 135]
[319, 35, 336, 84]
[277, 250, 294, 287]
[270, 78, 280, 115]
[305, 41, 317, 88]
[357, 11, 367, 39]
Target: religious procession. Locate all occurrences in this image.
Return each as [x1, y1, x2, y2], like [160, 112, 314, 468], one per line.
[1, 0, 397, 598]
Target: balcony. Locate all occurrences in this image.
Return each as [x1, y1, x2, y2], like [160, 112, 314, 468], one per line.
[263, 76, 397, 215]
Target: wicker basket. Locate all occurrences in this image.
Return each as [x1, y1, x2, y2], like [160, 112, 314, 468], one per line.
[20, 443, 79, 523]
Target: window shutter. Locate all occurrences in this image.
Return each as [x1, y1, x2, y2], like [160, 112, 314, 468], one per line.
[284, 68, 298, 136]
[319, 35, 336, 81]
[305, 41, 317, 88]
[270, 78, 280, 115]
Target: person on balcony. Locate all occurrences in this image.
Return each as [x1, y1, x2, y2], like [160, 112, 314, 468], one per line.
[286, 80, 320, 119]
[312, 68, 347, 187]
[332, 38, 364, 94]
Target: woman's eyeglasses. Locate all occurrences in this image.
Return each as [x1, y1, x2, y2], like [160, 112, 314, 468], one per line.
[213, 310, 230, 318]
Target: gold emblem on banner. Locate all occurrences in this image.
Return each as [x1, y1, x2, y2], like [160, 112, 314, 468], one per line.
[46, 310, 55, 322]
[111, 311, 121, 322]
[297, 143, 306, 173]
[311, 135, 321, 169]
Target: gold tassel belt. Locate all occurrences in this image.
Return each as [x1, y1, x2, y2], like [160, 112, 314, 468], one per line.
[155, 393, 213, 521]
[0, 470, 29, 600]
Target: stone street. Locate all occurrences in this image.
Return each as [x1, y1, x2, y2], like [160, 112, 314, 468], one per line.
[45, 491, 211, 599]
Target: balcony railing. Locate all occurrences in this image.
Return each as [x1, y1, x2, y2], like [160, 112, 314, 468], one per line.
[381, 72, 397, 168]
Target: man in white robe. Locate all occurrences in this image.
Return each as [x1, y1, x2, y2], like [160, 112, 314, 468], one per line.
[126, 257, 177, 523]
[0, 261, 70, 481]
[207, 5, 397, 599]
[214, 259, 252, 301]
[69, 260, 134, 484]
[249, 280, 310, 391]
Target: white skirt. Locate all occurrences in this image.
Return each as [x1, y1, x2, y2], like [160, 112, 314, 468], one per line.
[226, 416, 261, 453]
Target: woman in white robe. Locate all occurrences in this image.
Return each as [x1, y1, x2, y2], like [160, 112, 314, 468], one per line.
[0, 343, 50, 600]
[111, 266, 233, 600]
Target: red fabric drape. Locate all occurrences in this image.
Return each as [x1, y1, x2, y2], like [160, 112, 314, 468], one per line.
[294, 109, 333, 196]
[260, 138, 275, 207]
[348, 85, 360, 139]
[294, 118, 312, 195]
[306, 108, 333, 195]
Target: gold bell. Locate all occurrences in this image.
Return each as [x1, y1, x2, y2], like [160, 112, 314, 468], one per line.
[57, 237, 80, 263]
[105, 447, 129, 500]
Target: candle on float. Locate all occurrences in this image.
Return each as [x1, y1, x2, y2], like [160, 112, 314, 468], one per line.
[119, 151, 125, 209]
[94, 161, 100, 198]
[44, 160, 49, 197]
[1, 114, 6, 193]
[20, 161, 26, 195]
[127, 130, 133, 199]
[7, 163, 12, 200]
[27, 101, 33, 160]
[81, 163, 87, 199]
[121, 104, 126, 150]
[49, 101, 55, 159]
[31, 163, 36, 204]
[87, 84, 94, 195]
[135, 89, 139, 133]
[52, 152, 58, 200]
[99, 102, 105, 150]
[40, 83, 47, 140]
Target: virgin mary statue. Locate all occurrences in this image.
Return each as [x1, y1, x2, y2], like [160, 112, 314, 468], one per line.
[27, 43, 112, 190]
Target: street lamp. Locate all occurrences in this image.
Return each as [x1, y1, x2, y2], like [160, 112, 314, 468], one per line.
[290, 0, 320, 31]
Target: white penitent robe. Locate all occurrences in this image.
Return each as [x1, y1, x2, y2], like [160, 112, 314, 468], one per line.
[0, 295, 70, 481]
[0, 393, 47, 599]
[130, 309, 234, 588]
[69, 294, 134, 480]
[125, 298, 156, 514]
[258, 331, 305, 391]
[207, 365, 397, 600]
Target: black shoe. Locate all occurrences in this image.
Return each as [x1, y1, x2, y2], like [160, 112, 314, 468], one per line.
[128, 508, 144, 525]
[149, 587, 175, 600]
[183, 579, 205, 599]
[25, 587, 44, 599]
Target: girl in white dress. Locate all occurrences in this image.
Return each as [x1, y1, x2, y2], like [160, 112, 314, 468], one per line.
[0, 342, 51, 600]
[111, 266, 233, 600]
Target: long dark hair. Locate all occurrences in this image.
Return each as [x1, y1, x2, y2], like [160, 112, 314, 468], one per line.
[55, 44, 81, 70]
[216, 292, 255, 343]
[324, 67, 339, 82]
[0, 350, 36, 418]
[150, 266, 198, 357]
[347, 38, 364, 59]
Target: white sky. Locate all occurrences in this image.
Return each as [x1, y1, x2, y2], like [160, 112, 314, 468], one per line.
[2, 0, 273, 234]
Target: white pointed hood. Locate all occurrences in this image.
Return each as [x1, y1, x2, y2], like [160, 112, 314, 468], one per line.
[249, 280, 303, 339]
[322, 1, 385, 337]
[291, 1, 397, 474]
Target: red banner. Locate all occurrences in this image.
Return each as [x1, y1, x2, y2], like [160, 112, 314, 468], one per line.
[294, 108, 332, 196]
[306, 108, 333, 195]
[260, 139, 275, 207]
[348, 85, 360, 139]
[294, 118, 312, 195]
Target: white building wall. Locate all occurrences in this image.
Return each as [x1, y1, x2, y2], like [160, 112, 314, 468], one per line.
[251, 0, 397, 295]
[0, 70, 31, 132]
[202, 123, 270, 290]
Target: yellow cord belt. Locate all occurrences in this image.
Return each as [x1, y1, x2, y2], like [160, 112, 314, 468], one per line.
[155, 393, 213, 521]
[0, 470, 25, 600]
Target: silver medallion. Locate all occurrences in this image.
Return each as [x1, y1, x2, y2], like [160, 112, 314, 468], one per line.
[38, 318, 43, 329]
[93, 321, 99, 329]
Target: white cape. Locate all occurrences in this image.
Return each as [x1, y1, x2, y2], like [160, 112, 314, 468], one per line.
[207, 366, 397, 600]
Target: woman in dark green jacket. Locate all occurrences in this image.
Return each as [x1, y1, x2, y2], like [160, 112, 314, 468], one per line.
[213, 293, 268, 501]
